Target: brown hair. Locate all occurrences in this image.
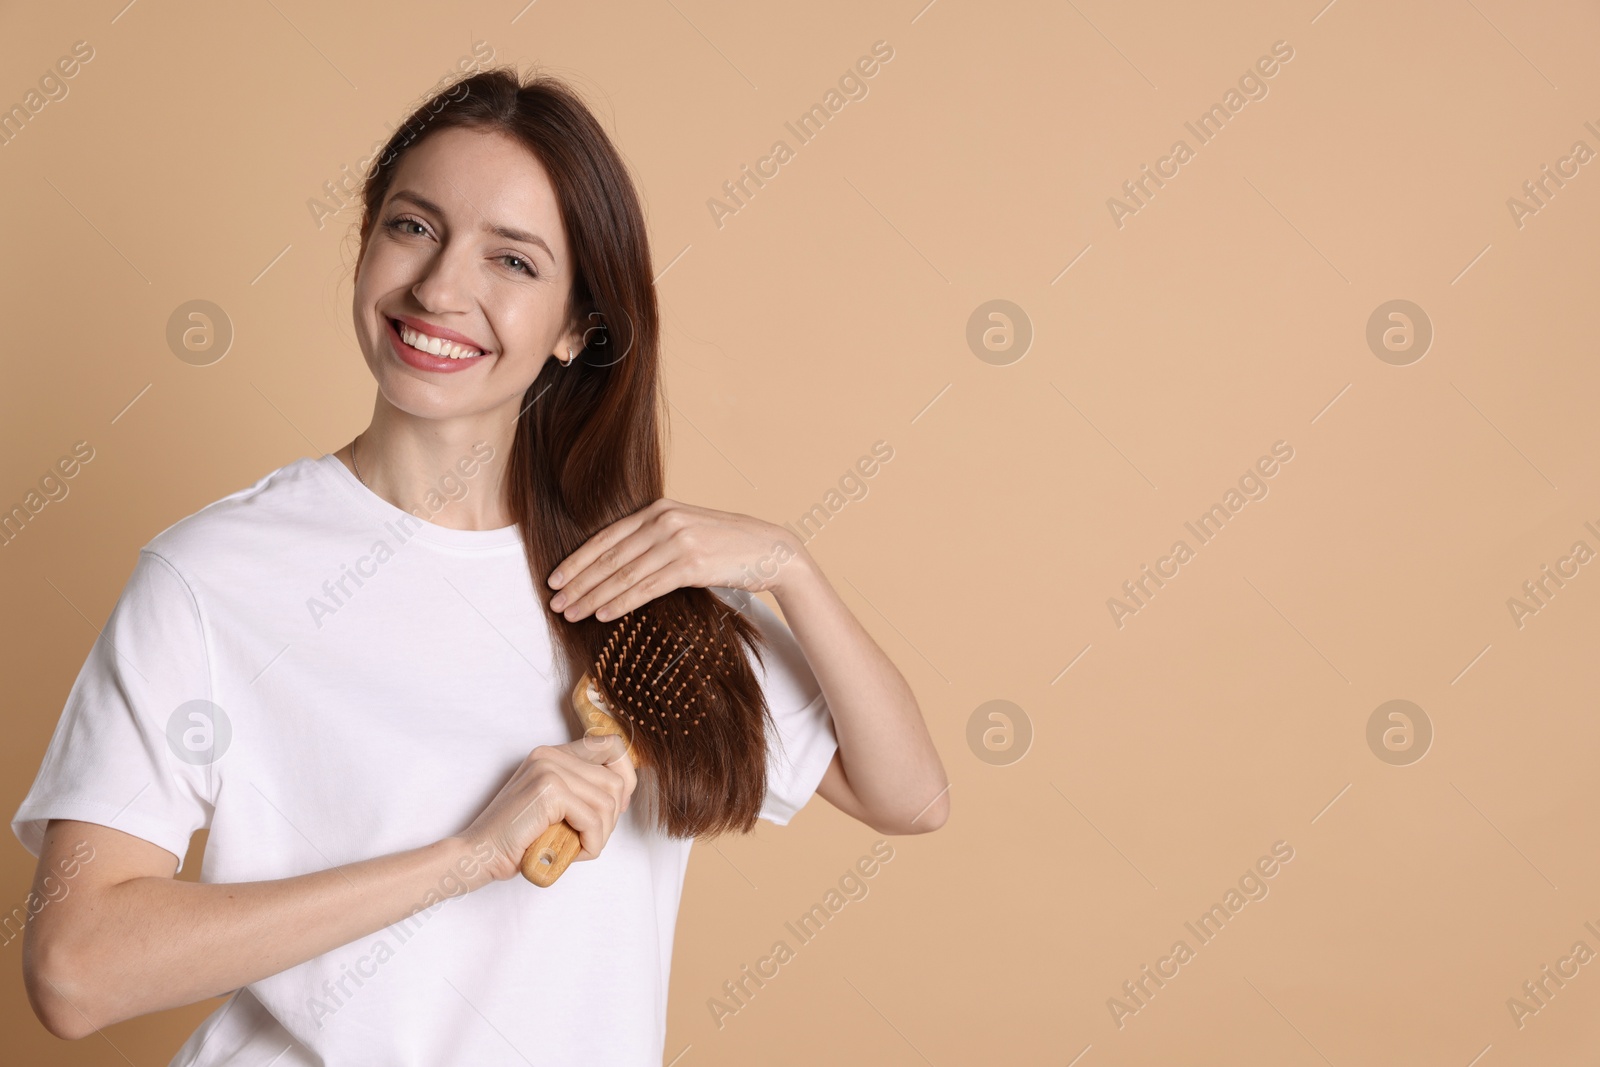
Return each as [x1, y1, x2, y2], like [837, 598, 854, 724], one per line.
[353, 66, 777, 838]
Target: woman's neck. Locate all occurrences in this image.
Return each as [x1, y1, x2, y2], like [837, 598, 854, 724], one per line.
[336, 406, 517, 531]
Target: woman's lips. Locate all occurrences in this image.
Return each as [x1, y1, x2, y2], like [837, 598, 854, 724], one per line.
[384, 316, 490, 374]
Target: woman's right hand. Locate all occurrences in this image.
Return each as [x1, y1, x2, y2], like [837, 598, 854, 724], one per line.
[20, 740, 638, 1038]
[456, 733, 639, 884]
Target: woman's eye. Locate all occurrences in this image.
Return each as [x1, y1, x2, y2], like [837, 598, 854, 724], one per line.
[385, 218, 534, 276]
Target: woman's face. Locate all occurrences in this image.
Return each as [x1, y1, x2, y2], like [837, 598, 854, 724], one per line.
[352, 124, 582, 423]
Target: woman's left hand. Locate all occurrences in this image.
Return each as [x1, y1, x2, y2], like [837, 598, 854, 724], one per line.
[545, 498, 803, 622]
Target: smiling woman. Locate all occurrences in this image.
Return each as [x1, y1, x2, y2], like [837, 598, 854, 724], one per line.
[11, 65, 946, 1066]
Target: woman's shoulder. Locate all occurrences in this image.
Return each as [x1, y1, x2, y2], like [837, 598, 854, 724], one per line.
[141, 454, 339, 575]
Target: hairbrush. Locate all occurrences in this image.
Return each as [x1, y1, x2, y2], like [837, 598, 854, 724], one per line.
[519, 607, 719, 886]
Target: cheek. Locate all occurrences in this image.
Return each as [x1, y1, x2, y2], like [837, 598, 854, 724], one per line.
[352, 250, 387, 324]
[493, 338, 557, 387]
[355, 241, 406, 299]
[491, 300, 559, 362]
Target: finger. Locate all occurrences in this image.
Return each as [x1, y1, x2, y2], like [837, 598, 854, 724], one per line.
[565, 545, 681, 623]
[519, 759, 615, 861]
[592, 735, 638, 812]
[518, 745, 620, 822]
[560, 733, 636, 816]
[608, 743, 639, 802]
[587, 553, 686, 623]
[550, 529, 661, 620]
[579, 730, 639, 812]
[504, 752, 623, 865]
[559, 775, 622, 860]
[571, 731, 630, 765]
[547, 503, 663, 591]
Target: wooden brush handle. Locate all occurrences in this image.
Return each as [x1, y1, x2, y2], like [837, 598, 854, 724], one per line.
[519, 817, 584, 886]
[520, 672, 639, 887]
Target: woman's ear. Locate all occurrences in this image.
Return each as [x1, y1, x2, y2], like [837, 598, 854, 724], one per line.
[557, 322, 588, 363]
[567, 307, 623, 367]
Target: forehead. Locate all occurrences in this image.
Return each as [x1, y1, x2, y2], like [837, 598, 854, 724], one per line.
[386, 125, 568, 259]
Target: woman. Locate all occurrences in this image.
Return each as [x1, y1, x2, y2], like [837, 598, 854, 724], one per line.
[11, 67, 948, 1064]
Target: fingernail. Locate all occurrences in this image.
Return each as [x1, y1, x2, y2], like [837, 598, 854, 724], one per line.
[548, 570, 565, 587]
[550, 593, 567, 610]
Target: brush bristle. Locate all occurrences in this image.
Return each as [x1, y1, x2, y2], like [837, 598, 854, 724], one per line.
[593, 606, 726, 738]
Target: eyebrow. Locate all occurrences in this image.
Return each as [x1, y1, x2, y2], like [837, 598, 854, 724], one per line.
[388, 190, 554, 260]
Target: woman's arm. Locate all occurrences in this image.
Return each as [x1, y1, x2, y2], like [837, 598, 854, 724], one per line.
[26, 819, 482, 1040]
[767, 546, 950, 835]
[541, 498, 950, 835]
[23, 734, 636, 1040]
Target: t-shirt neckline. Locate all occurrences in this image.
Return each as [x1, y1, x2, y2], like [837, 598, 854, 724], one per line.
[315, 453, 524, 551]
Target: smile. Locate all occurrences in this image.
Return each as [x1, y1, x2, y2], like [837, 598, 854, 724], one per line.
[391, 319, 485, 360]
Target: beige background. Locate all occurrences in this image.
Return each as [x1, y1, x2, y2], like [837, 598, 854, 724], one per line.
[3, 0, 1599, 1063]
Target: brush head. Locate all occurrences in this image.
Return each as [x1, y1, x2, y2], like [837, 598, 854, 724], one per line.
[590, 602, 731, 753]
[575, 593, 772, 840]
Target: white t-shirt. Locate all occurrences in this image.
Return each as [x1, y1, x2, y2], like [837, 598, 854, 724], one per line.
[11, 453, 839, 1066]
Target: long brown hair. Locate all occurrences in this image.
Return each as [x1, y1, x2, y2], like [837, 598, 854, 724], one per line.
[354, 66, 777, 838]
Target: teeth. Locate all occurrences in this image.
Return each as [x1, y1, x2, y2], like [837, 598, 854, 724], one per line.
[396, 321, 483, 360]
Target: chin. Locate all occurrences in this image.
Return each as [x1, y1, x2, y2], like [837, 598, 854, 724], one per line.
[373, 360, 545, 423]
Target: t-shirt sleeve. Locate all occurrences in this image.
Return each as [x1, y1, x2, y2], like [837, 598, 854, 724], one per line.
[11, 548, 217, 872]
[712, 587, 839, 826]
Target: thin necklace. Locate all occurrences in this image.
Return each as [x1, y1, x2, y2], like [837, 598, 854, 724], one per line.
[351, 437, 368, 487]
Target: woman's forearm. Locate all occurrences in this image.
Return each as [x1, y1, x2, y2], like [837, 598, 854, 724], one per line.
[28, 825, 490, 1038]
[769, 544, 950, 831]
